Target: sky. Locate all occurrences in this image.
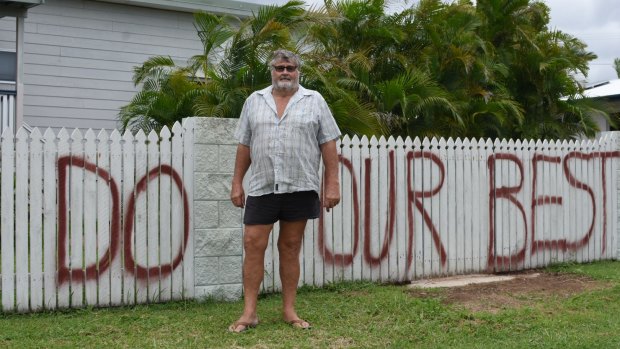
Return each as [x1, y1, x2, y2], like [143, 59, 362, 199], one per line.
[245, 0, 620, 85]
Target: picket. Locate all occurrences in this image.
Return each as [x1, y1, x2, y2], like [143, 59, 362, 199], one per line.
[386, 136, 398, 281]
[43, 128, 58, 310]
[610, 136, 618, 261]
[159, 126, 172, 302]
[454, 138, 465, 275]
[598, 138, 607, 262]
[365, 135, 378, 282]
[108, 129, 123, 306]
[576, 139, 589, 264]
[437, 137, 449, 276]
[356, 134, 367, 284]
[473, 138, 488, 272]
[181, 118, 195, 299]
[147, 130, 160, 302]
[95, 130, 111, 307]
[520, 139, 532, 270]
[15, 129, 29, 312]
[558, 139, 570, 264]
[411, 137, 423, 278]
[506, 139, 519, 272]
[590, 139, 601, 262]
[350, 135, 363, 282]
[170, 123, 185, 300]
[332, 138, 346, 282]
[418, 137, 431, 278]
[507, 138, 520, 271]
[122, 130, 137, 305]
[29, 129, 44, 311]
[607, 136, 617, 260]
[84, 129, 98, 306]
[340, 135, 354, 281]
[321, 141, 334, 286]
[492, 138, 503, 271]
[445, 138, 456, 275]
[461, 138, 473, 273]
[374, 136, 388, 282]
[540, 140, 552, 264]
[550, 139, 564, 264]
[566, 139, 578, 264]
[434, 138, 451, 276]
[394, 136, 407, 281]
[1, 129, 15, 312]
[55, 129, 70, 309]
[302, 200, 316, 286]
[70, 129, 85, 307]
[134, 131, 148, 304]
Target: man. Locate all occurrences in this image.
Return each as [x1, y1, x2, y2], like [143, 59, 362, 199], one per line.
[229, 49, 341, 332]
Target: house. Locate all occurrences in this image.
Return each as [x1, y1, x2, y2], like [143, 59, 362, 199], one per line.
[583, 79, 620, 134]
[0, 0, 260, 132]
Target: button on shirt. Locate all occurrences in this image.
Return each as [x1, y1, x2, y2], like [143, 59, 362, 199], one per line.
[234, 85, 341, 196]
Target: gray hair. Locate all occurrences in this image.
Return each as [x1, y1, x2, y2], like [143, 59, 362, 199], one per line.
[269, 49, 302, 70]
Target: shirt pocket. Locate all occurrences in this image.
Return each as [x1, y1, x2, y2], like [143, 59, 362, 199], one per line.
[286, 111, 319, 144]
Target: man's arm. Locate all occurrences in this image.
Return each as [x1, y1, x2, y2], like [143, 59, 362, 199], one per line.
[320, 140, 340, 211]
[231, 144, 251, 208]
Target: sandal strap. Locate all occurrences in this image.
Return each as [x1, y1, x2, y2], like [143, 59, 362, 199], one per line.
[287, 319, 306, 325]
[233, 321, 254, 327]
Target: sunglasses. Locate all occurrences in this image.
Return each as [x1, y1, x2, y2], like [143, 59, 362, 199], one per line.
[272, 65, 297, 72]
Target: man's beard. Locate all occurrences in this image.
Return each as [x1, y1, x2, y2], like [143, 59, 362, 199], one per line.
[273, 77, 299, 91]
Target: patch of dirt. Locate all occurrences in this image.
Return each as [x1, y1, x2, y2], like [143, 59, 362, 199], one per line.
[408, 271, 612, 313]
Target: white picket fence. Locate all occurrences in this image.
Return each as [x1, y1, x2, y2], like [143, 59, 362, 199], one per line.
[0, 121, 194, 312]
[2, 116, 619, 312]
[261, 133, 620, 292]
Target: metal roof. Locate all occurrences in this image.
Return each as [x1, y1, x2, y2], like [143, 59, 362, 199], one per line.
[583, 79, 620, 99]
[0, 0, 45, 18]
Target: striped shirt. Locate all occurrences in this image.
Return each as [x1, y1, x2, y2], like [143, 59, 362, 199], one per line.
[235, 85, 341, 196]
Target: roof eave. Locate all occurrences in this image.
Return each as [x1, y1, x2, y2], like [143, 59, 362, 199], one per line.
[94, 0, 260, 17]
[0, 0, 45, 18]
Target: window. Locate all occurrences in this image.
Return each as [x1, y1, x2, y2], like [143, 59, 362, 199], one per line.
[0, 50, 16, 82]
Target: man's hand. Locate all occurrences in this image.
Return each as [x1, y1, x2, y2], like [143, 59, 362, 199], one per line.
[323, 182, 340, 212]
[320, 139, 340, 212]
[230, 182, 245, 208]
[230, 144, 251, 208]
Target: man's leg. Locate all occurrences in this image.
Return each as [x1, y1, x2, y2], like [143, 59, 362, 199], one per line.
[277, 219, 310, 328]
[230, 223, 273, 332]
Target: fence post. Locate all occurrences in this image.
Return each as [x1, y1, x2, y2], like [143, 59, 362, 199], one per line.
[613, 132, 620, 261]
[603, 131, 620, 261]
[192, 117, 243, 301]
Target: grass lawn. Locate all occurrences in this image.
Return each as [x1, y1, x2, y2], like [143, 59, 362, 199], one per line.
[1, 261, 620, 348]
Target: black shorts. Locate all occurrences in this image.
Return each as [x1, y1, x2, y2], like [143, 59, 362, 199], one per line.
[243, 191, 320, 225]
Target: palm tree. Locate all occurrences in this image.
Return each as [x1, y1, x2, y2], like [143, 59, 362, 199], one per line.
[119, 12, 236, 132]
[121, 0, 603, 140]
[476, 0, 603, 139]
[119, 56, 201, 133]
[391, 0, 521, 138]
[303, 0, 459, 137]
[120, 2, 313, 131]
[120, 1, 386, 136]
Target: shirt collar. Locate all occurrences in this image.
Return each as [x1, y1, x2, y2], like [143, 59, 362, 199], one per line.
[257, 85, 311, 120]
[257, 84, 311, 97]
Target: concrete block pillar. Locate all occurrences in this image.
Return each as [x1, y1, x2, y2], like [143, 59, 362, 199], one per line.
[192, 117, 244, 301]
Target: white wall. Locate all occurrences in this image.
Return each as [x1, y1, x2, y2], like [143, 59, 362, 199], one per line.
[0, 0, 203, 130]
